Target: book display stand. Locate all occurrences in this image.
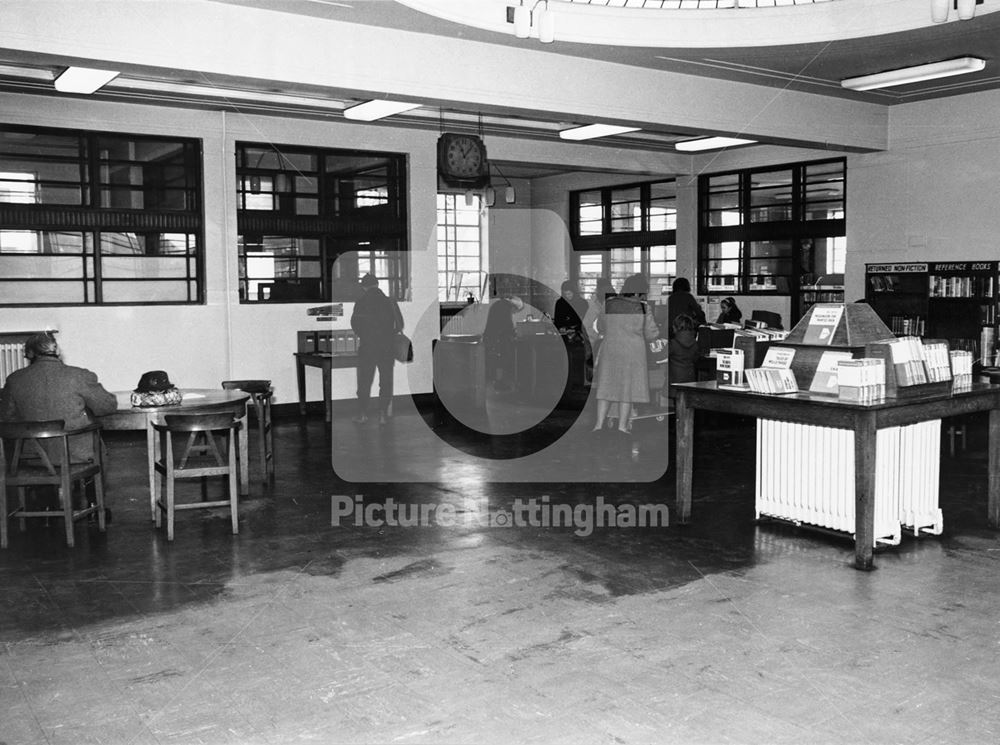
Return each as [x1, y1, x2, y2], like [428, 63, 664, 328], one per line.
[679, 303, 954, 552]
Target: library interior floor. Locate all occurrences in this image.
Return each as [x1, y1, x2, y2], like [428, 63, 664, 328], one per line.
[2, 396, 1000, 745]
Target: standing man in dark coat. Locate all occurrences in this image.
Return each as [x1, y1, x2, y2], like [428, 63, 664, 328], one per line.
[350, 273, 404, 425]
[482, 295, 523, 392]
[0, 331, 118, 462]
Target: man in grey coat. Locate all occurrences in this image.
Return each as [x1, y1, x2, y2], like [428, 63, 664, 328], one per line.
[0, 332, 118, 462]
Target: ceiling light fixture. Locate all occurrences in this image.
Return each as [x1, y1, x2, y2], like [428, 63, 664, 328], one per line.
[559, 123, 640, 141]
[934, 0, 983, 23]
[675, 136, 757, 152]
[343, 99, 421, 121]
[54, 67, 119, 94]
[840, 56, 986, 91]
[508, 0, 555, 43]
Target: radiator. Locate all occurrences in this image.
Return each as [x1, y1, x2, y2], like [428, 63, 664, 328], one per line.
[0, 339, 28, 388]
[755, 419, 942, 547]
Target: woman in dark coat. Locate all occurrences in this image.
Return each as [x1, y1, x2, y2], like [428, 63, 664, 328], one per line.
[668, 313, 701, 398]
[666, 277, 706, 337]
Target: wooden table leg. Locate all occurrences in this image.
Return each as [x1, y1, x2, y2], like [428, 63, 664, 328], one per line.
[322, 362, 332, 423]
[989, 408, 1000, 528]
[853, 411, 877, 571]
[147, 421, 157, 522]
[238, 404, 249, 496]
[296, 356, 307, 417]
[675, 390, 694, 524]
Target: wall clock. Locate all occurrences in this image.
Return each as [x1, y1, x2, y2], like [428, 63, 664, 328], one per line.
[437, 132, 489, 187]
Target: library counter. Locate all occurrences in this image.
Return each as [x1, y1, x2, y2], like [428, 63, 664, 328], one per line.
[672, 380, 1000, 570]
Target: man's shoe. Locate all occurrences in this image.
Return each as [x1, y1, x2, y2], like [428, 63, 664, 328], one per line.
[378, 413, 389, 426]
[351, 414, 369, 424]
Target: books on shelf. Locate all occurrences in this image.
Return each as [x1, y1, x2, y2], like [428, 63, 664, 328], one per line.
[929, 274, 995, 298]
[889, 315, 925, 336]
[980, 327, 995, 366]
[837, 358, 886, 403]
[922, 341, 952, 383]
[950, 349, 973, 390]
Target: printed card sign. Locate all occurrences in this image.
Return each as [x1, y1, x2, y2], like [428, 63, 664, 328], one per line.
[761, 347, 795, 369]
[716, 348, 745, 386]
[802, 306, 844, 346]
[809, 350, 853, 394]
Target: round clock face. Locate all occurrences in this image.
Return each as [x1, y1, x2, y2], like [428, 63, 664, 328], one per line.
[443, 135, 486, 180]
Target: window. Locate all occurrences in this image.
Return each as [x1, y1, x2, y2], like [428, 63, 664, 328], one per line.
[570, 179, 677, 299]
[236, 143, 407, 303]
[437, 193, 487, 302]
[0, 125, 203, 305]
[698, 158, 845, 319]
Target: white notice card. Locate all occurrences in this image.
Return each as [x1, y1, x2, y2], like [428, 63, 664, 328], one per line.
[802, 306, 845, 346]
[761, 347, 796, 369]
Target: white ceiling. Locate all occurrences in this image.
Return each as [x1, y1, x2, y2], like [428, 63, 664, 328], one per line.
[0, 0, 998, 178]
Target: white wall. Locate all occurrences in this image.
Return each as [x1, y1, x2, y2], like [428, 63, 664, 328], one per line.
[0, 92, 694, 404]
[845, 90, 1000, 302]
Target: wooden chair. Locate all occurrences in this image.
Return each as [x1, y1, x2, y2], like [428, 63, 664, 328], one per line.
[0, 420, 106, 548]
[152, 412, 241, 541]
[222, 380, 274, 484]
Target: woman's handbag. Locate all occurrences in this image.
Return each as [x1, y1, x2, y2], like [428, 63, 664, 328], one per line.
[394, 332, 414, 363]
[647, 337, 669, 367]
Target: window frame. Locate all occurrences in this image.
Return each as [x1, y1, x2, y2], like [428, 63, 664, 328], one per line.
[0, 124, 204, 307]
[235, 142, 409, 304]
[569, 178, 677, 298]
[697, 157, 845, 318]
[436, 192, 488, 303]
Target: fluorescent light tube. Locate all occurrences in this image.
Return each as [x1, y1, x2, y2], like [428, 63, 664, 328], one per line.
[841, 57, 985, 91]
[675, 136, 756, 152]
[559, 124, 640, 141]
[54, 67, 119, 94]
[343, 99, 420, 121]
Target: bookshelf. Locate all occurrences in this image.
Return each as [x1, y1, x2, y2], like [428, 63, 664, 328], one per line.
[866, 261, 1000, 363]
[799, 279, 844, 319]
[865, 262, 929, 336]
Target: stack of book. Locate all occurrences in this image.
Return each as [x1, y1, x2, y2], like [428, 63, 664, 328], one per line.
[745, 367, 798, 394]
[837, 359, 886, 403]
[742, 345, 798, 394]
[872, 336, 929, 386]
[950, 349, 973, 389]
[922, 341, 953, 383]
[980, 327, 995, 366]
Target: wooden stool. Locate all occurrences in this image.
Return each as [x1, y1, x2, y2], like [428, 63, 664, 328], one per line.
[152, 413, 241, 541]
[0, 420, 106, 548]
[222, 380, 274, 484]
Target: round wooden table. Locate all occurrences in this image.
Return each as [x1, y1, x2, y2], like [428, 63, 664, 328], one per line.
[101, 389, 251, 521]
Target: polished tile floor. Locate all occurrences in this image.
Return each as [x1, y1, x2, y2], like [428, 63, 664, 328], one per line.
[2, 398, 1000, 745]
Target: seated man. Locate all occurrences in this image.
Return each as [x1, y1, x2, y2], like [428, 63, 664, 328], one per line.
[0, 331, 117, 463]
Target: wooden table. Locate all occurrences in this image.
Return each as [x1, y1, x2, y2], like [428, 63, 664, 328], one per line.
[673, 380, 1000, 570]
[101, 389, 251, 521]
[294, 351, 358, 423]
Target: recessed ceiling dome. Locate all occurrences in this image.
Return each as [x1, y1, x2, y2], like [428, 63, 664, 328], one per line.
[396, 0, 997, 48]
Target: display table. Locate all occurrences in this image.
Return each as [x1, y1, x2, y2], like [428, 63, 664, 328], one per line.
[294, 351, 358, 423]
[101, 389, 251, 522]
[672, 380, 1000, 570]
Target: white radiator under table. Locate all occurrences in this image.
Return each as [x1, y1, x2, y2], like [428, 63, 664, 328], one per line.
[755, 418, 942, 547]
